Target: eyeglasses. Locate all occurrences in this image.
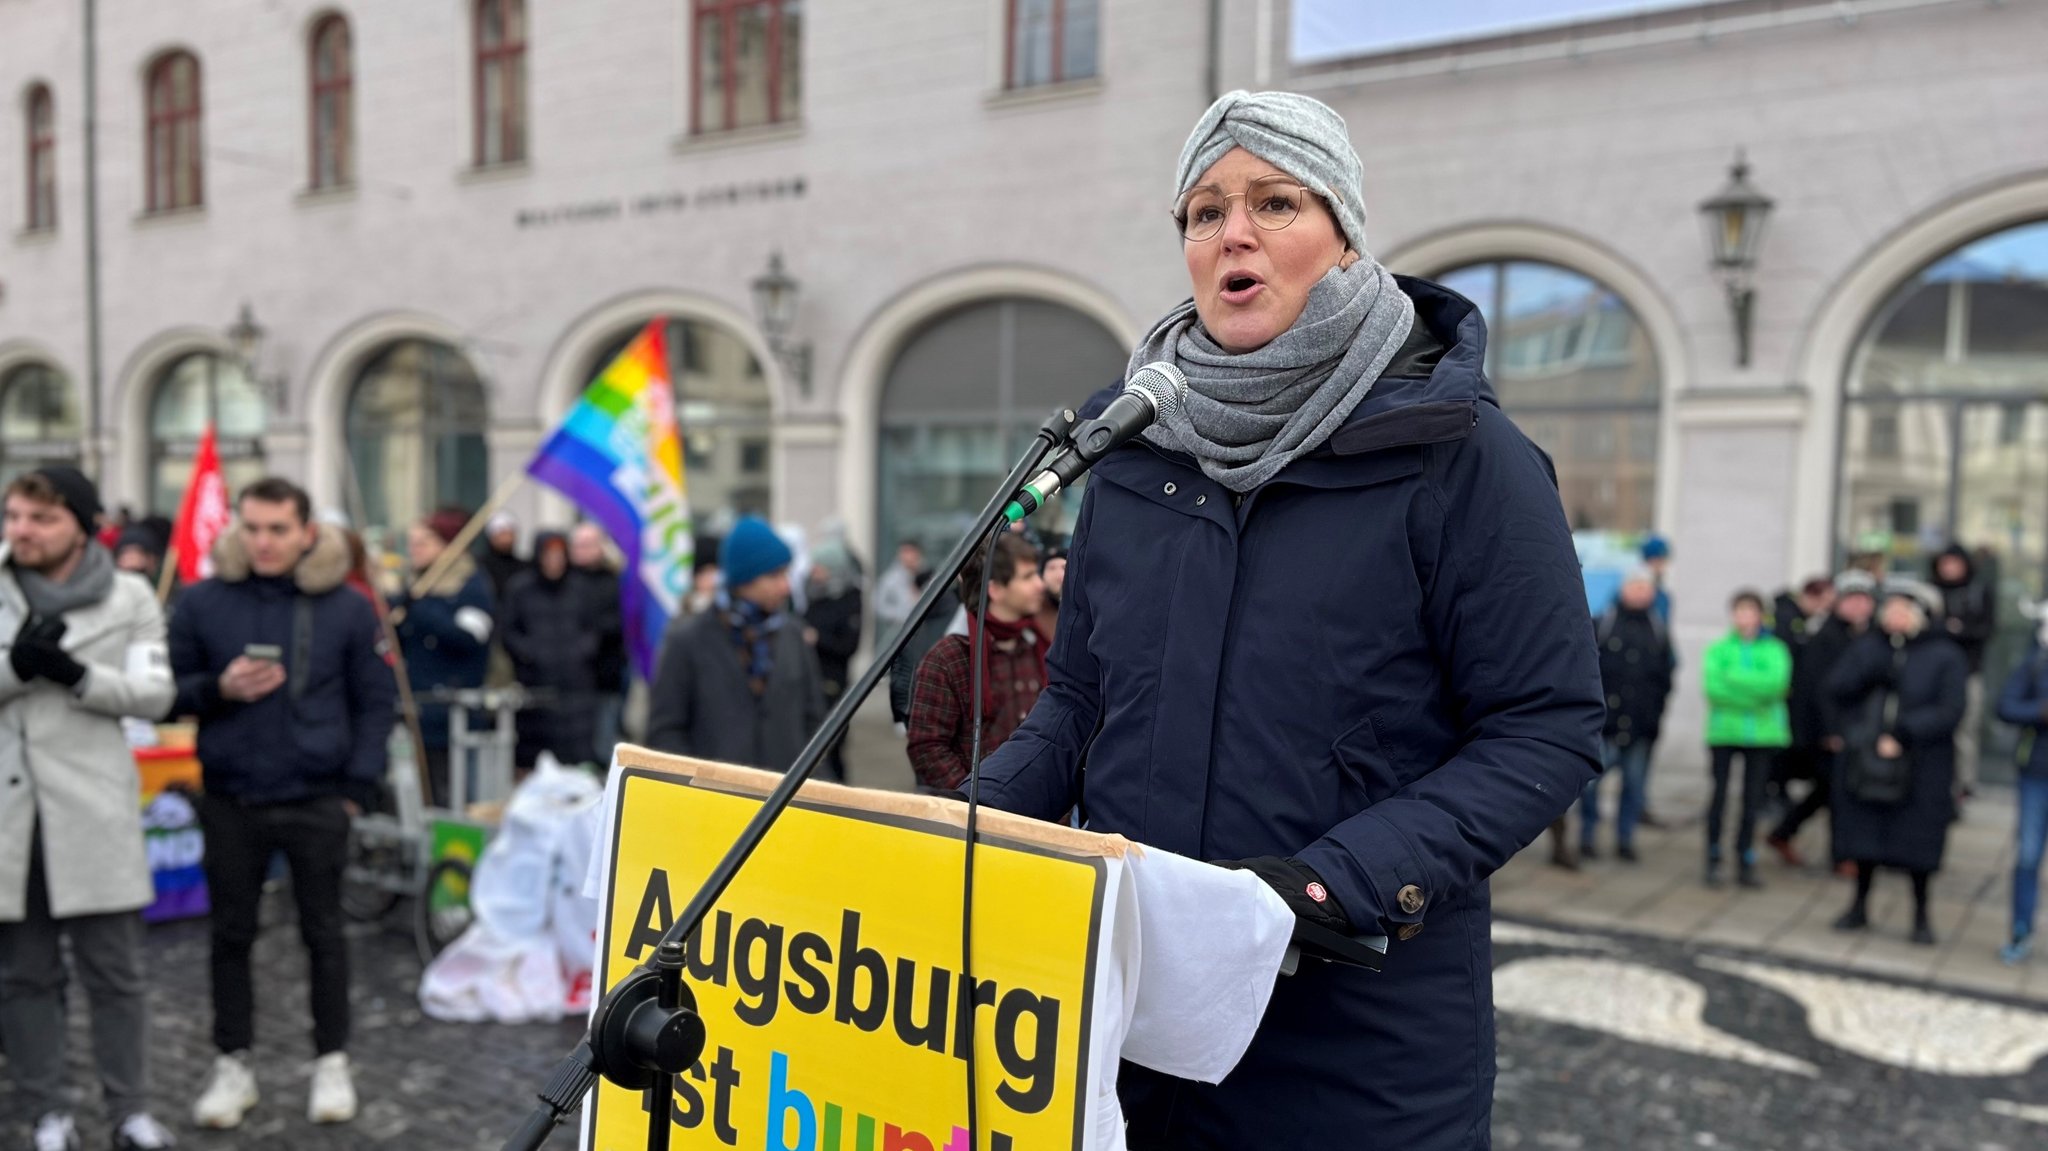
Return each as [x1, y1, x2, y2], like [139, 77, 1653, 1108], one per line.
[1173, 175, 1308, 242]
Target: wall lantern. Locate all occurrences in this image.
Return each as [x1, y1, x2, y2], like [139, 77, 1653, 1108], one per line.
[750, 251, 812, 397]
[1697, 151, 1775, 368]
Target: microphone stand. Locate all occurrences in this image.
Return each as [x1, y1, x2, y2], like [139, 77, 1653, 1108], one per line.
[500, 405, 1080, 1151]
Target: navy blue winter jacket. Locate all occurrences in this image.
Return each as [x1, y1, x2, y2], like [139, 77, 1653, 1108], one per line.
[394, 559, 494, 750]
[169, 524, 397, 809]
[1997, 643, 2048, 780]
[975, 277, 1605, 1149]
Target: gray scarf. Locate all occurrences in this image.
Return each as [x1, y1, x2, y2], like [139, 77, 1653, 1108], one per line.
[1134, 257, 1416, 492]
[17, 542, 116, 618]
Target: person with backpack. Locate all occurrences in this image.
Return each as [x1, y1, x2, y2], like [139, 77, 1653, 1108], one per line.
[1578, 569, 1673, 862]
[1701, 590, 1793, 889]
[1994, 604, 2048, 964]
[1827, 580, 1969, 945]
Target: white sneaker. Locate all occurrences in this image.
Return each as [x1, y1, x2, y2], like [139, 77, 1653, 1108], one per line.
[31, 1113, 78, 1151]
[308, 1052, 358, 1124]
[113, 1113, 177, 1150]
[191, 1051, 259, 1129]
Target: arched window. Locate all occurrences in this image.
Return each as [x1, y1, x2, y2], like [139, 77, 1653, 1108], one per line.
[1434, 260, 1662, 532]
[583, 317, 771, 538]
[309, 15, 353, 189]
[150, 352, 266, 515]
[146, 51, 203, 212]
[0, 363, 80, 482]
[25, 84, 55, 231]
[347, 339, 491, 543]
[878, 298, 1125, 552]
[474, 0, 527, 166]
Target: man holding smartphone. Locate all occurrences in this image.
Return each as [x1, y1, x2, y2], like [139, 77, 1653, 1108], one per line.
[167, 478, 395, 1131]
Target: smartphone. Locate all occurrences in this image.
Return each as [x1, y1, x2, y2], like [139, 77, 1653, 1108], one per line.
[243, 643, 283, 664]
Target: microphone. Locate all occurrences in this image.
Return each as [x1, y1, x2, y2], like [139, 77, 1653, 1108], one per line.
[1004, 362, 1188, 522]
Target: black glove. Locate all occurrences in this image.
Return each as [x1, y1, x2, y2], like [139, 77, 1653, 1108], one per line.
[1214, 855, 1352, 934]
[10, 615, 84, 688]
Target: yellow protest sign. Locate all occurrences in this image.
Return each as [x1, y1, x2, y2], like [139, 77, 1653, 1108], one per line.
[586, 753, 1118, 1151]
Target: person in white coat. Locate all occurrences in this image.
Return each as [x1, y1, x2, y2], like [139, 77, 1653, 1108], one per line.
[0, 467, 178, 1151]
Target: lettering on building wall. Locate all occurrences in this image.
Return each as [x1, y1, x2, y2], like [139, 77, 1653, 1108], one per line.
[516, 177, 807, 229]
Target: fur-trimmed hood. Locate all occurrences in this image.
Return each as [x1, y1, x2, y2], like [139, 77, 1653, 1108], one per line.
[211, 523, 353, 595]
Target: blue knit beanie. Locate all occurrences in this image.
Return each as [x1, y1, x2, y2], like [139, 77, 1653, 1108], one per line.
[721, 517, 793, 590]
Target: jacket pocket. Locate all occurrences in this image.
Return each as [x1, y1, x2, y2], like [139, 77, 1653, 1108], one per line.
[1328, 713, 1394, 811]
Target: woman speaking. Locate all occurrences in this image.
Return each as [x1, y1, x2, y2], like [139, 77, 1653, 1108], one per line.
[975, 91, 1604, 1147]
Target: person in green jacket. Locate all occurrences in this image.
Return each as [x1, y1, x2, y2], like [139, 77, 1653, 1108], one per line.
[1702, 589, 1794, 889]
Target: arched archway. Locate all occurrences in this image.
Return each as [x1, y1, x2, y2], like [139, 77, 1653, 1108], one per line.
[1386, 222, 1686, 536]
[835, 265, 1139, 566]
[303, 311, 471, 515]
[1792, 170, 2048, 579]
[346, 337, 492, 545]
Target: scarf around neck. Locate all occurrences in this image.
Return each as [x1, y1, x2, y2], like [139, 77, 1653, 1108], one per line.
[964, 613, 1049, 720]
[724, 596, 785, 698]
[1134, 257, 1416, 492]
[16, 541, 116, 619]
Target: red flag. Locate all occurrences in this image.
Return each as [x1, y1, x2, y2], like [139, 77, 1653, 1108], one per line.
[171, 424, 230, 583]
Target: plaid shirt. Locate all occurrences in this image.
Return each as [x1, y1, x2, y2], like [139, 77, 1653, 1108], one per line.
[906, 632, 1046, 790]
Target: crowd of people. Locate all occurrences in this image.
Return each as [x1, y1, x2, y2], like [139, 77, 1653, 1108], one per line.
[1572, 535, 2047, 960]
[4, 452, 2047, 1147]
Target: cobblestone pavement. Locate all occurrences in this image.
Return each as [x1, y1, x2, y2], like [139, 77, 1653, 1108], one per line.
[3, 895, 2045, 1150]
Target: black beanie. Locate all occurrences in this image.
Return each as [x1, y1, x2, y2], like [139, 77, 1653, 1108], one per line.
[29, 466, 103, 536]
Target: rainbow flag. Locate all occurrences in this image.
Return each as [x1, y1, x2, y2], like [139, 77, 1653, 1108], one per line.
[528, 318, 692, 679]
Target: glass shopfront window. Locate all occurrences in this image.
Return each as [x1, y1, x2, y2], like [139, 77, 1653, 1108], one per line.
[1838, 220, 2048, 782]
[149, 352, 266, 516]
[347, 339, 491, 544]
[877, 298, 1126, 556]
[1435, 260, 1662, 532]
[0, 363, 80, 483]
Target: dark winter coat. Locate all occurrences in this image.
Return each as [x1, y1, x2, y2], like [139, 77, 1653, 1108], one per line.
[500, 560, 601, 766]
[975, 277, 1605, 1148]
[1827, 628, 1969, 871]
[1996, 644, 2048, 780]
[804, 583, 863, 703]
[572, 563, 628, 693]
[477, 544, 528, 603]
[1793, 614, 1867, 747]
[168, 525, 397, 810]
[1595, 604, 1673, 748]
[395, 557, 495, 750]
[645, 605, 826, 771]
[1930, 544, 1995, 673]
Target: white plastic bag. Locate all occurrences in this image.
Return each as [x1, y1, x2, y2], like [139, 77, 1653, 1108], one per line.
[419, 755, 603, 1022]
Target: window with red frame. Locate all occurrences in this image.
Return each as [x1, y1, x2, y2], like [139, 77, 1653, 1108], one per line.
[691, 0, 802, 135]
[310, 15, 353, 188]
[146, 52, 203, 212]
[1005, 0, 1099, 89]
[474, 0, 527, 166]
[26, 85, 55, 230]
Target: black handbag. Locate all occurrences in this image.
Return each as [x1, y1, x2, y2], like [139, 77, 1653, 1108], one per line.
[1842, 646, 1912, 807]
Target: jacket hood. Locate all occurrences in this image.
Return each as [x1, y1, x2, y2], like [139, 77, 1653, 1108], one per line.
[212, 522, 352, 595]
[1930, 543, 1974, 587]
[1335, 275, 1494, 425]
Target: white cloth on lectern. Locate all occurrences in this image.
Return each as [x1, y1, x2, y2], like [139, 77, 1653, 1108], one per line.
[1119, 849, 1294, 1082]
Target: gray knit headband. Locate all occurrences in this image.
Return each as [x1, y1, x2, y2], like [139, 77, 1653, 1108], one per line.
[1175, 89, 1369, 256]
